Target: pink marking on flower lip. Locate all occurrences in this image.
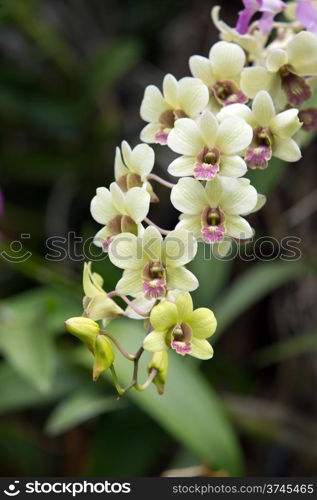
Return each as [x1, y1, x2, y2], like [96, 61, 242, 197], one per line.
[245, 144, 271, 169]
[155, 130, 168, 145]
[143, 278, 166, 299]
[102, 237, 113, 252]
[172, 341, 191, 355]
[223, 89, 248, 106]
[194, 162, 219, 180]
[202, 225, 225, 243]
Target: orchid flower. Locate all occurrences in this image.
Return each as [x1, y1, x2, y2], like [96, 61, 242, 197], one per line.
[236, 0, 286, 35]
[296, 1, 317, 34]
[140, 74, 209, 145]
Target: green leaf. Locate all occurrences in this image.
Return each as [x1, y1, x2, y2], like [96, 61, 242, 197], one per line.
[71, 319, 244, 476]
[246, 157, 286, 194]
[0, 310, 55, 393]
[0, 422, 50, 475]
[0, 287, 80, 392]
[45, 390, 121, 436]
[88, 407, 169, 476]
[85, 39, 142, 98]
[188, 243, 232, 306]
[0, 362, 80, 414]
[213, 260, 312, 339]
[254, 330, 317, 367]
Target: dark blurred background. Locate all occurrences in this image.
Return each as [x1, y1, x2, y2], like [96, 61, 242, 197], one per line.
[0, 0, 317, 477]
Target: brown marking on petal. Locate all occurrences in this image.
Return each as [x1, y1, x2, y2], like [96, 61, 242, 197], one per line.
[156, 109, 188, 144]
[245, 127, 273, 169]
[159, 109, 187, 129]
[298, 108, 317, 132]
[107, 215, 123, 235]
[212, 80, 248, 106]
[120, 215, 138, 235]
[102, 215, 137, 252]
[280, 64, 312, 107]
[116, 173, 142, 192]
[157, 109, 188, 143]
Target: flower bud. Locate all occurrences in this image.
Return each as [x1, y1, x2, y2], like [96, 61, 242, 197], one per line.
[92, 335, 115, 381]
[148, 351, 168, 395]
[65, 317, 99, 352]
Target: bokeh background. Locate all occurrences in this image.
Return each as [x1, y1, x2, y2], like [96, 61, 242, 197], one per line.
[0, 0, 317, 477]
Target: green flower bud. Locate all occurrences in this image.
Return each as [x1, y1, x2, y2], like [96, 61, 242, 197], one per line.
[148, 351, 168, 395]
[92, 335, 115, 381]
[65, 317, 99, 352]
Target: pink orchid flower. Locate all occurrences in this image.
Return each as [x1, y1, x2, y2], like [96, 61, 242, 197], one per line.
[296, 1, 317, 34]
[236, 0, 286, 35]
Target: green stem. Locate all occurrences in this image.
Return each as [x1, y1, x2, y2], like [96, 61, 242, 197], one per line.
[100, 329, 135, 361]
[110, 365, 124, 396]
[135, 368, 158, 391]
[121, 346, 144, 395]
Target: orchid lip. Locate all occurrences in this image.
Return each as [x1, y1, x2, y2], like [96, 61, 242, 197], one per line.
[195, 146, 221, 180]
[155, 130, 169, 145]
[212, 80, 248, 106]
[194, 162, 219, 180]
[245, 144, 272, 169]
[298, 108, 317, 132]
[157, 109, 188, 144]
[143, 279, 166, 300]
[102, 237, 114, 252]
[279, 65, 312, 107]
[171, 340, 191, 355]
[245, 127, 272, 169]
[202, 225, 225, 243]
[201, 206, 226, 243]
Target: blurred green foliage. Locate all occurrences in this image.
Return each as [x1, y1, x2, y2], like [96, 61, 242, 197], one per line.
[0, 0, 316, 477]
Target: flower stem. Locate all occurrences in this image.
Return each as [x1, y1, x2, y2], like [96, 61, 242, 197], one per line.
[135, 368, 158, 391]
[107, 291, 149, 317]
[120, 346, 144, 395]
[147, 173, 175, 189]
[144, 217, 170, 235]
[100, 329, 135, 361]
[110, 365, 125, 396]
